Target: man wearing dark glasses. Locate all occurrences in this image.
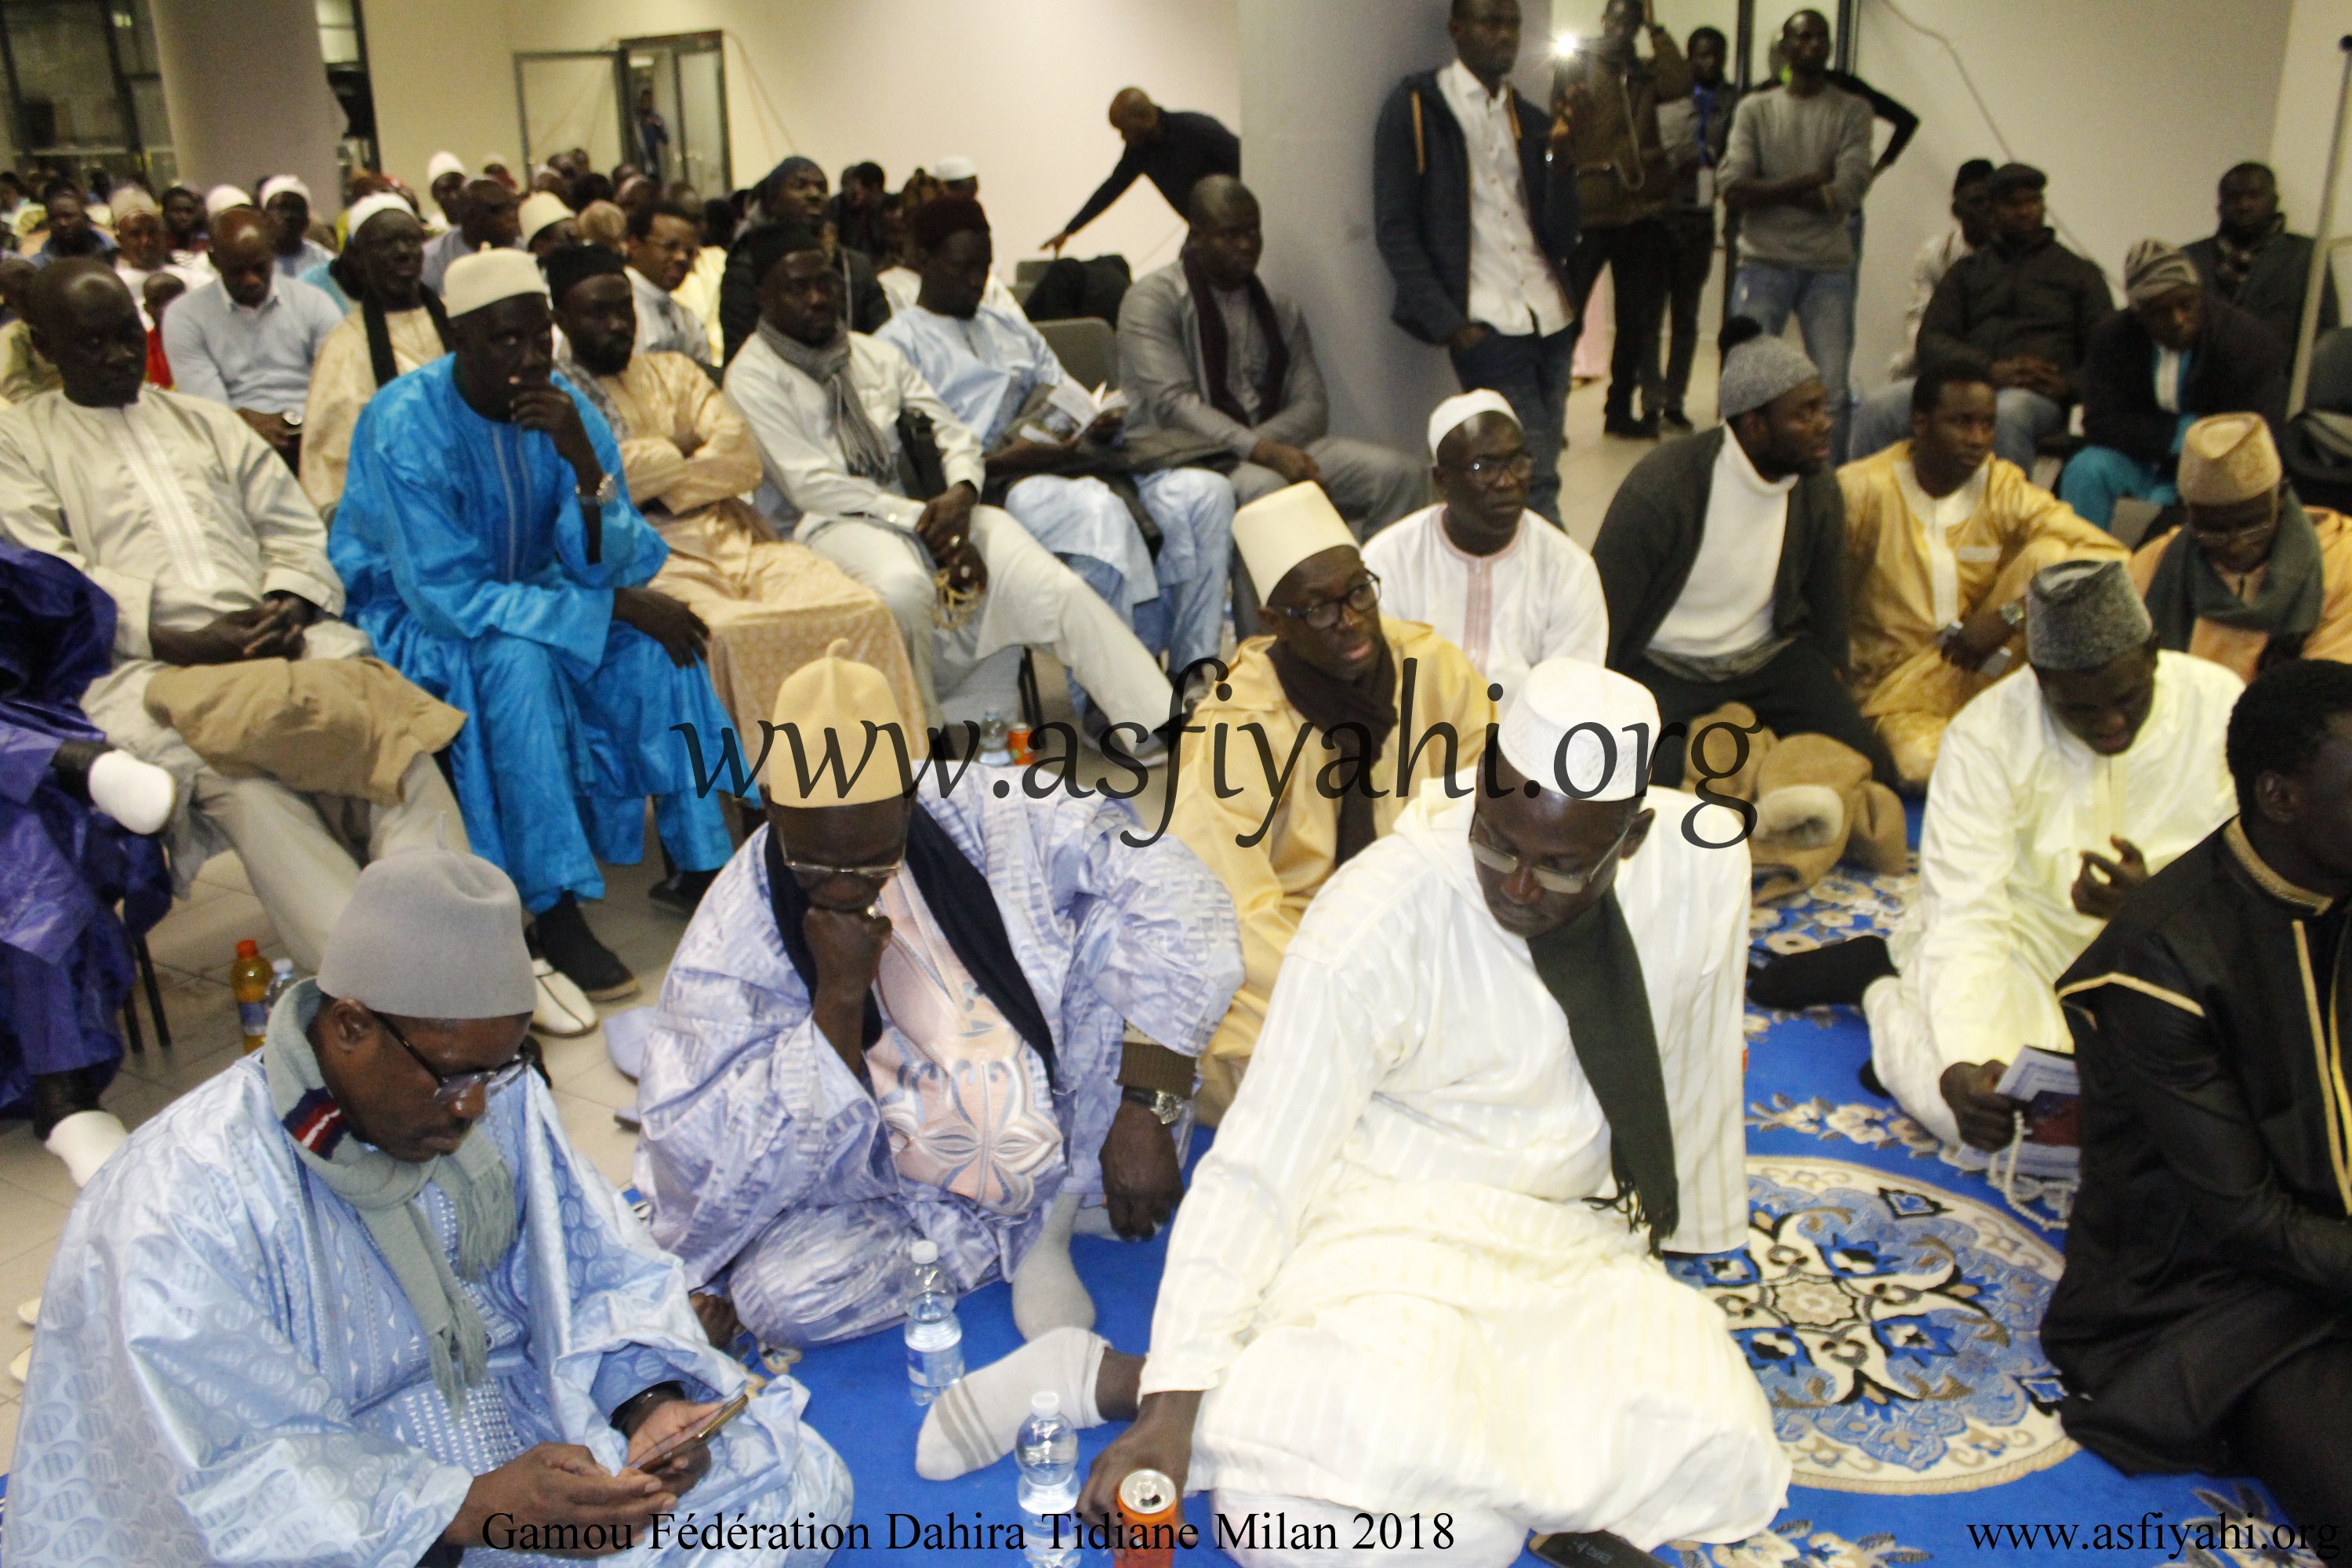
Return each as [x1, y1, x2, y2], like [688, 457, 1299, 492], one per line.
[9, 840, 851, 1563]
[1171, 482, 1495, 1123]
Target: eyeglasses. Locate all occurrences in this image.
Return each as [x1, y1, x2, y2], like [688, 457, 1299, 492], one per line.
[2187, 507, 2278, 545]
[1451, 451, 1534, 481]
[1273, 573, 1381, 632]
[780, 855, 903, 891]
[373, 1009, 532, 1107]
[1468, 818, 1631, 895]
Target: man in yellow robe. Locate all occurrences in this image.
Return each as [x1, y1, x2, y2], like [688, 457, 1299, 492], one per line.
[300, 195, 450, 514]
[1171, 482, 1491, 1120]
[544, 243, 922, 753]
[1840, 364, 2123, 786]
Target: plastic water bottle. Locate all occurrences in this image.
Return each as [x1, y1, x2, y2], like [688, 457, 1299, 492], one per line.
[1016, 1391, 1082, 1565]
[263, 958, 300, 1011]
[979, 708, 1015, 768]
[904, 1239, 964, 1405]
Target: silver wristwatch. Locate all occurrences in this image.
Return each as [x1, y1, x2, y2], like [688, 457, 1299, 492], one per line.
[1120, 1085, 1185, 1126]
[576, 470, 618, 507]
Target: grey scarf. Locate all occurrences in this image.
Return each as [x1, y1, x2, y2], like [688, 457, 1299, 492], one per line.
[760, 319, 897, 482]
[263, 981, 518, 1410]
[557, 355, 629, 442]
[2146, 490, 2327, 652]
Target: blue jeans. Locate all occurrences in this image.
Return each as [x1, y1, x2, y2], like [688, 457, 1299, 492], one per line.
[1849, 380, 2066, 473]
[2060, 446, 2179, 528]
[1731, 263, 1856, 459]
[1450, 323, 1575, 524]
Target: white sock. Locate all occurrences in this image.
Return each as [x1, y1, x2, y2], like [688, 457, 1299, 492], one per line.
[86, 750, 176, 836]
[46, 1109, 129, 1187]
[916, 1325, 1107, 1480]
[1011, 1189, 1094, 1340]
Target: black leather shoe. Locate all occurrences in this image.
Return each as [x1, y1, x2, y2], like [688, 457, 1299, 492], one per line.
[1603, 412, 1661, 440]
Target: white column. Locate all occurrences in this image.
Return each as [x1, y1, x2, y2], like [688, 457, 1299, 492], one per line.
[147, 0, 345, 204]
[1236, 0, 1552, 454]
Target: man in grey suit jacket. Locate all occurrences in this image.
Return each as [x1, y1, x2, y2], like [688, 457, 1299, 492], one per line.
[1119, 176, 1424, 545]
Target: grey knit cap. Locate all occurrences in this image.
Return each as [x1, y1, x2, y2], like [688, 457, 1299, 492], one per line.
[2026, 559, 2154, 672]
[1719, 335, 1821, 419]
[316, 836, 535, 1019]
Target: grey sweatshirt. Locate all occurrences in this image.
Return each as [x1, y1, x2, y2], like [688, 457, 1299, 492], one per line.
[1719, 82, 1874, 271]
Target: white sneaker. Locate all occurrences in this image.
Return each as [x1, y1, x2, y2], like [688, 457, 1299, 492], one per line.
[531, 960, 597, 1037]
[7, 1345, 27, 1386]
[17, 1295, 37, 1327]
[87, 749, 176, 835]
[46, 1109, 129, 1186]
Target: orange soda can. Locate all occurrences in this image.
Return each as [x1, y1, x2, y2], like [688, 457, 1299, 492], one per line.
[1114, 1468, 1179, 1566]
[1006, 723, 1033, 764]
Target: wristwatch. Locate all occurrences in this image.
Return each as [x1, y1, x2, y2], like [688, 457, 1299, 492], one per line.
[576, 470, 618, 507]
[1120, 1084, 1185, 1126]
[1999, 600, 2027, 632]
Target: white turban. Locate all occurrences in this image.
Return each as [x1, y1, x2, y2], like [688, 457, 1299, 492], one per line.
[517, 191, 575, 245]
[203, 184, 252, 218]
[764, 639, 913, 804]
[427, 151, 466, 184]
[345, 191, 417, 238]
[1233, 483, 1359, 602]
[933, 155, 978, 182]
[443, 248, 548, 318]
[257, 174, 310, 206]
[1427, 389, 1518, 459]
[1499, 658, 1661, 801]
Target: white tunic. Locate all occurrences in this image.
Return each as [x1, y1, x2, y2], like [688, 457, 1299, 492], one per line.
[1140, 783, 1787, 1549]
[1362, 504, 1608, 699]
[1866, 651, 2244, 1145]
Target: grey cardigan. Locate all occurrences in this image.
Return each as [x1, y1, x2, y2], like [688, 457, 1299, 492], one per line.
[1116, 260, 1330, 461]
[1590, 426, 1850, 673]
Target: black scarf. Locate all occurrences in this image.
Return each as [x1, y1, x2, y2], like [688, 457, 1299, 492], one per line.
[1526, 891, 1678, 1251]
[362, 286, 452, 392]
[1183, 245, 1289, 429]
[1268, 634, 1398, 866]
[2213, 212, 2285, 301]
[2145, 490, 2325, 662]
[763, 814, 1057, 1083]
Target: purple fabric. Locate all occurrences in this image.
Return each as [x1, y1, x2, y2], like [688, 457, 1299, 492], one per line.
[0, 539, 172, 1119]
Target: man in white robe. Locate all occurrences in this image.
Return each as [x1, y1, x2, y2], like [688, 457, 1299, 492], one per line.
[877, 194, 1235, 692]
[1750, 560, 2243, 1149]
[1364, 390, 1608, 701]
[927, 659, 1788, 1562]
[724, 218, 1174, 732]
[5, 840, 850, 1566]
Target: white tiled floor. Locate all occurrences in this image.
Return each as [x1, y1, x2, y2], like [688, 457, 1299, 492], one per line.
[0, 366, 1712, 1469]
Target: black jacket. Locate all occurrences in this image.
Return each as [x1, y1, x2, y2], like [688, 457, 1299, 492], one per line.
[2044, 824, 2352, 1475]
[1918, 227, 2112, 399]
[719, 227, 891, 364]
[2078, 292, 2286, 469]
[1591, 426, 1849, 672]
[1372, 68, 1580, 346]
[2187, 229, 2343, 355]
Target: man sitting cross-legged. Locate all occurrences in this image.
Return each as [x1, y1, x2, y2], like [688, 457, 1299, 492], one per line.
[332, 249, 746, 1004]
[1171, 482, 1494, 1122]
[1838, 363, 2124, 789]
[1749, 561, 2241, 1152]
[924, 659, 1787, 1566]
[633, 645, 1242, 1348]
[1364, 389, 1608, 702]
[5, 840, 852, 1565]
[543, 242, 923, 772]
[877, 195, 1235, 707]
[725, 219, 1174, 734]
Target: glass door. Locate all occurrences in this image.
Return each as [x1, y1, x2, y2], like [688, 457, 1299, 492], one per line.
[513, 48, 626, 175]
[619, 31, 728, 196]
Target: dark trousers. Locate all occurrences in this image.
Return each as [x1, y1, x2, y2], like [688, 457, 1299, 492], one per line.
[2231, 1334, 2352, 1538]
[1564, 216, 1673, 423]
[1628, 641, 1896, 788]
[1662, 210, 1717, 419]
[1450, 322, 1576, 524]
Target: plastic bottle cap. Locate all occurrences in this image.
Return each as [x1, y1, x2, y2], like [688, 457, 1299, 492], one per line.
[909, 1239, 938, 1264]
[236, 939, 259, 957]
[271, 959, 293, 974]
[1031, 1391, 1059, 1414]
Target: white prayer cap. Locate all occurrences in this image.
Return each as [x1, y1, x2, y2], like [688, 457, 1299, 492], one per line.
[427, 151, 467, 183]
[1233, 482, 1359, 602]
[316, 837, 535, 1019]
[1427, 389, 1518, 459]
[1499, 657, 1660, 802]
[346, 191, 417, 238]
[933, 155, 978, 182]
[767, 639, 913, 805]
[257, 174, 311, 206]
[443, 248, 549, 318]
[204, 183, 252, 218]
[517, 191, 575, 245]
[108, 185, 158, 221]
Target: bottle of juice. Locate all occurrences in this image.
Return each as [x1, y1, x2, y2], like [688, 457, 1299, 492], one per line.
[232, 939, 271, 1053]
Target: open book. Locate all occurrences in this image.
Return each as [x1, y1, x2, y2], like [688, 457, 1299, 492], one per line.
[1019, 379, 1128, 445]
[1951, 1045, 2080, 1178]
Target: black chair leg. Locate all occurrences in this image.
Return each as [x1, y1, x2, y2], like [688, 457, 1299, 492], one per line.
[1017, 649, 1044, 734]
[121, 988, 146, 1056]
[136, 933, 171, 1051]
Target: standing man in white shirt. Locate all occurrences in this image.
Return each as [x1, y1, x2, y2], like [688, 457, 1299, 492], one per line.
[1365, 390, 1607, 700]
[1374, 0, 1581, 522]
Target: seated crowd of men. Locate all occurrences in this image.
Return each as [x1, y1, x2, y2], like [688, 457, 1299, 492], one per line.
[6, 8, 2352, 1559]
